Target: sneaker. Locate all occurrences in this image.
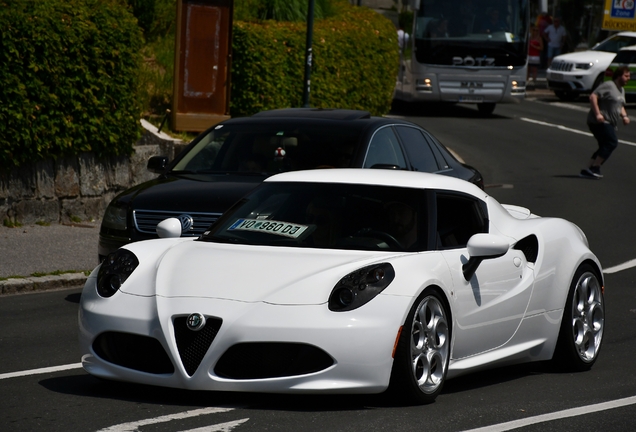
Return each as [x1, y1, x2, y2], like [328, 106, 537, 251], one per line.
[580, 167, 602, 179]
[589, 166, 603, 178]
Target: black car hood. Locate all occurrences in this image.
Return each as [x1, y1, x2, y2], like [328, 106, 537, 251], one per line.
[123, 173, 268, 213]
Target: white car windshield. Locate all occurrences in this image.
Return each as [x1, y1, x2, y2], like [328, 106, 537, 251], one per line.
[201, 182, 428, 252]
[592, 35, 636, 53]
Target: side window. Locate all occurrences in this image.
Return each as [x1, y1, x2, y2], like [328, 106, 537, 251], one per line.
[422, 132, 451, 170]
[395, 126, 439, 173]
[363, 127, 407, 169]
[436, 193, 487, 249]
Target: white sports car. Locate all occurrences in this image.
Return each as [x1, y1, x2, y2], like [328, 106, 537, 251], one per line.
[79, 169, 605, 404]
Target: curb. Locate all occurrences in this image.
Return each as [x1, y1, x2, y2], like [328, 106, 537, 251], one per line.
[0, 273, 88, 296]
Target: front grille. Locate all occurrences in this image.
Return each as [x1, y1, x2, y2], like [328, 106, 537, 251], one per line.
[133, 209, 221, 236]
[93, 332, 174, 374]
[214, 342, 334, 379]
[550, 61, 573, 72]
[174, 316, 222, 376]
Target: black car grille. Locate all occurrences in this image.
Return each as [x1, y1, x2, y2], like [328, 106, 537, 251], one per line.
[550, 61, 573, 72]
[93, 332, 175, 374]
[133, 209, 221, 236]
[214, 342, 334, 379]
[174, 316, 223, 376]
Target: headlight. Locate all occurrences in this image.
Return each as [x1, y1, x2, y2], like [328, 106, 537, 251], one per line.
[96, 249, 139, 297]
[328, 263, 395, 312]
[102, 204, 127, 230]
[575, 62, 593, 70]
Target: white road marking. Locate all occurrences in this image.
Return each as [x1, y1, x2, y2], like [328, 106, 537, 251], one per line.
[177, 418, 250, 432]
[0, 362, 82, 380]
[96, 407, 245, 432]
[520, 117, 636, 147]
[461, 395, 636, 432]
[603, 258, 636, 274]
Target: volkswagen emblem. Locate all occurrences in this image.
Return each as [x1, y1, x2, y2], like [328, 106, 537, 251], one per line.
[178, 214, 194, 232]
[186, 313, 206, 331]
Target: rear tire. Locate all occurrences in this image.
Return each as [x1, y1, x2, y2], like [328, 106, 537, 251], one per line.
[388, 289, 450, 405]
[553, 264, 605, 371]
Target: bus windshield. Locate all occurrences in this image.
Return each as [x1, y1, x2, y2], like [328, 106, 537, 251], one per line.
[413, 0, 529, 67]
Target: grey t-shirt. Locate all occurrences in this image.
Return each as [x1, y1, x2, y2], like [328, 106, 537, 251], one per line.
[587, 80, 626, 127]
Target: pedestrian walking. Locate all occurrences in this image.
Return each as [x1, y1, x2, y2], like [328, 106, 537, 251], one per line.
[580, 66, 630, 179]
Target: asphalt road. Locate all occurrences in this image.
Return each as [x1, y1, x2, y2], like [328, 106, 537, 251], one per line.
[2, 92, 636, 431]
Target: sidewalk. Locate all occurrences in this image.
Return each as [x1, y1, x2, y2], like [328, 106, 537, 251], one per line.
[0, 221, 100, 295]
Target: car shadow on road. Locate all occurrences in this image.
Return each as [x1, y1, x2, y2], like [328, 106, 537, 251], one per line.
[39, 358, 580, 412]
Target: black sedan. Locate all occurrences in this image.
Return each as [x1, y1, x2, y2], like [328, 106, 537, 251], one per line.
[99, 108, 483, 260]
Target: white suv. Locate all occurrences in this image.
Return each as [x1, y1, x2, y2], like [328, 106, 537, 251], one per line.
[547, 31, 636, 100]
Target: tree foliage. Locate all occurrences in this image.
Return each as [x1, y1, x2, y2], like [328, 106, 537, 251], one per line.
[0, 0, 144, 168]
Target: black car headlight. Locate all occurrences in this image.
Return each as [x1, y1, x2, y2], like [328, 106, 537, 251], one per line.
[102, 204, 127, 231]
[96, 249, 139, 298]
[328, 263, 395, 312]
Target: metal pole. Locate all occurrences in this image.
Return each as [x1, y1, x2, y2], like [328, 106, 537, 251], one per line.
[302, 0, 315, 108]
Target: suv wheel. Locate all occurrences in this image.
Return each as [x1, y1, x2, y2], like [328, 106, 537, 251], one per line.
[555, 90, 578, 101]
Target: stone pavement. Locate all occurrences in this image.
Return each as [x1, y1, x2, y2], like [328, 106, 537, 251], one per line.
[0, 221, 99, 295]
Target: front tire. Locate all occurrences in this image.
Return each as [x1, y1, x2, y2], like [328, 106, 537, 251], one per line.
[389, 289, 450, 405]
[553, 264, 605, 371]
[555, 90, 577, 101]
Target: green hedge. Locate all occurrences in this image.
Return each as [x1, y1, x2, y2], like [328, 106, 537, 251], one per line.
[230, 5, 399, 117]
[0, 0, 144, 169]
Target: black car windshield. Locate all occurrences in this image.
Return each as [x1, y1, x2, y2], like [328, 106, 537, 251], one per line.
[171, 122, 361, 174]
[201, 182, 429, 252]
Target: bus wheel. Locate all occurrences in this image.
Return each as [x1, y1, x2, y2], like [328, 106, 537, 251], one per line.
[477, 103, 496, 115]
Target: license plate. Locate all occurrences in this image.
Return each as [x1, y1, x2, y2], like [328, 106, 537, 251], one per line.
[459, 96, 484, 103]
[229, 218, 309, 238]
[550, 72, 563, 80]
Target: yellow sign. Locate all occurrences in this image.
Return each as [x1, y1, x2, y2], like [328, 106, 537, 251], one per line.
[603, 0, 636, 30]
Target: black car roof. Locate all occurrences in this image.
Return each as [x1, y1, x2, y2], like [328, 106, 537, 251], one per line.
[251, 108, 372, 121]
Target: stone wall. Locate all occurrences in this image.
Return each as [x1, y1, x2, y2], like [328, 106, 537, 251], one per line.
[0, 120, 187, 225]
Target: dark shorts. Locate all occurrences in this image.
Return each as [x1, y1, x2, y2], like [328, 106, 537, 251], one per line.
[588, 122, 618, 161]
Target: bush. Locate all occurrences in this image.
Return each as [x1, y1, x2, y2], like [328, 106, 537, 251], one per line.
[0, 0, 144, 168]
[231, 5, 398, 116]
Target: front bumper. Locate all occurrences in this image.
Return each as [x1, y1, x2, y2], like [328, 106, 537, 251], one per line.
[546, 69, 597, 93]
[79, 277, 410, 394]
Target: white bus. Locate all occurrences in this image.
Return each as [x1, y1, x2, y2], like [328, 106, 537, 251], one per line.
[394, 0, 530, 115]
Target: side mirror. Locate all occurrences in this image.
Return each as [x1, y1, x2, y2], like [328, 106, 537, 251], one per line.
[156, 218, 182, 238]
[147, 156, 169, 174]
[462, 233, 509, 281]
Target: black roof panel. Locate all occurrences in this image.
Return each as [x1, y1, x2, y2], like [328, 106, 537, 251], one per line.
[252, 108, 372, 121]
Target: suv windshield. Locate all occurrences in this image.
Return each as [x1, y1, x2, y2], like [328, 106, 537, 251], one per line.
[172, 122, 362, 174]
[201, 182, 429, 252]
[593, 35, 636, 53]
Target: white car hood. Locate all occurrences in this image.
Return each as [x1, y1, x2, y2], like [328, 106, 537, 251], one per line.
[553, 50, 615, 65]
[139, 240, 396, 305]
